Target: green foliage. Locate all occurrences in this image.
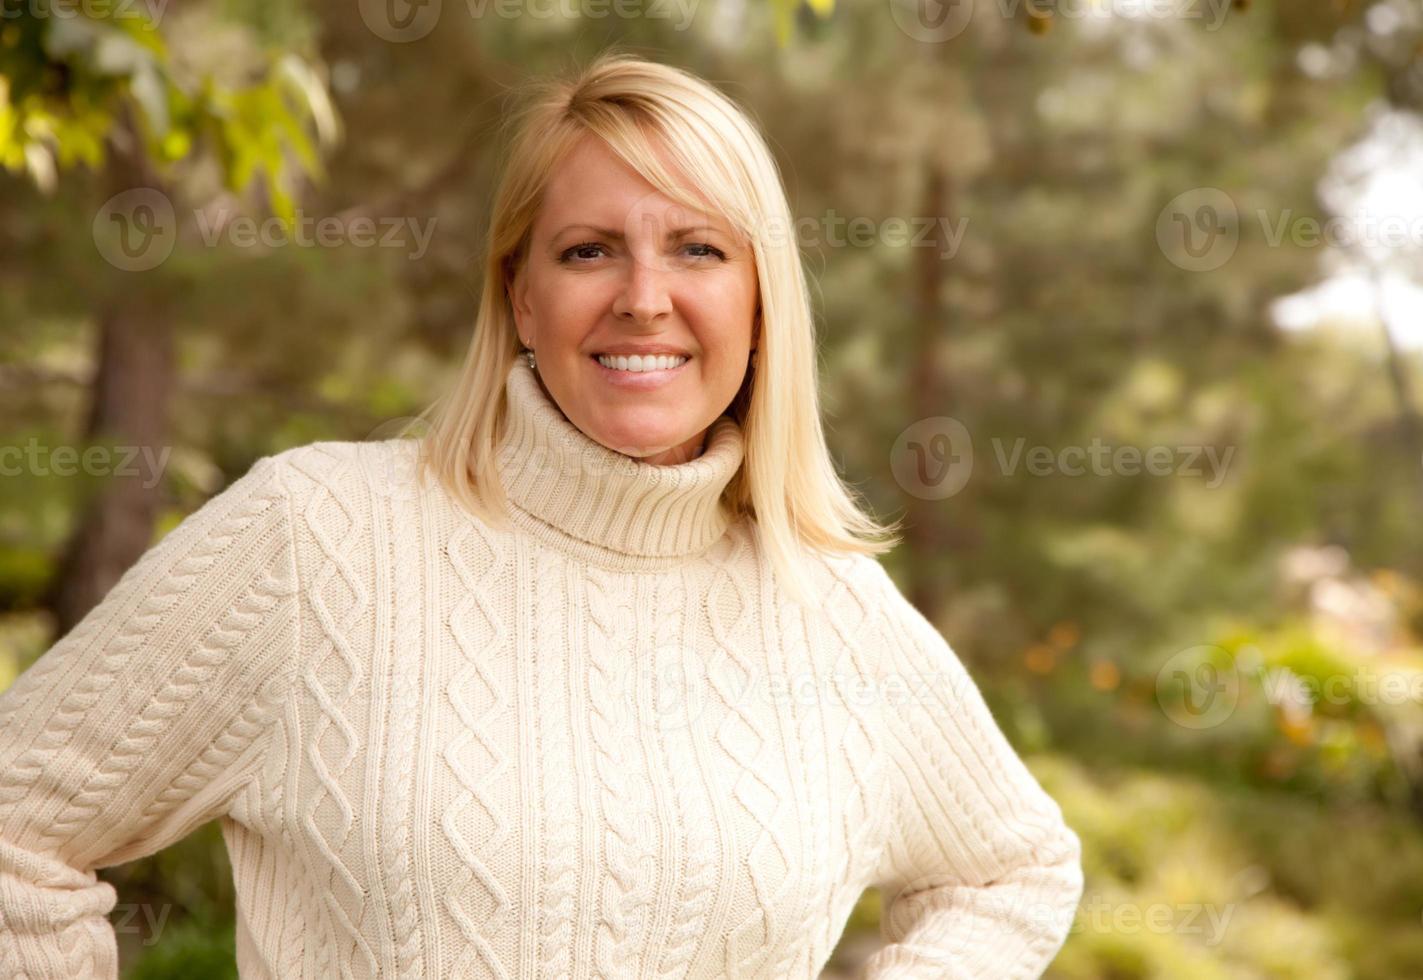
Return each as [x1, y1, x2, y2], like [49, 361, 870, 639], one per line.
[124, 918, 238, 980]
[1041, 757, 1423, 980]
[0, 3, 336, 220]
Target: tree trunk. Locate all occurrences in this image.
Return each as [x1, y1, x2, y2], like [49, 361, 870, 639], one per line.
[45, 116, 177, 635]
[906, 161, 953, 620]
[47, 303, 175, 635]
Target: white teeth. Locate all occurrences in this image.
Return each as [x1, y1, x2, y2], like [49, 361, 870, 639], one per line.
[595, 354, 689, 373]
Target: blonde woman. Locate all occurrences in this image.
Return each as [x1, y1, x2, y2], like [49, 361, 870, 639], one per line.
[0, 52, 1082, 978]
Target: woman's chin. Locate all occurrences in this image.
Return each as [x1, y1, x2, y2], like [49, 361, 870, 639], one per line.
[591, 421, 697, 462]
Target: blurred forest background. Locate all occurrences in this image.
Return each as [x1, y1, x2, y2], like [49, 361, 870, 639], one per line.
[4, 0, 1423, 976]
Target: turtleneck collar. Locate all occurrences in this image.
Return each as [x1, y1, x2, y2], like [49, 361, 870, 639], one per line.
[494, 357, 745, 562]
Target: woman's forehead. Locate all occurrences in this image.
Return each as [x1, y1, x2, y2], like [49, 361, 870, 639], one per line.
[537, 135, 737, 236]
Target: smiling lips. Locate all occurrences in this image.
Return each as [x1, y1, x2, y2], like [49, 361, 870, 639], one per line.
[593, 353, 690, 373]
[588, 352, 691, 389]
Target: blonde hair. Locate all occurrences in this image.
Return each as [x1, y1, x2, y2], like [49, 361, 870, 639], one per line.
[409, 49, 901, 606]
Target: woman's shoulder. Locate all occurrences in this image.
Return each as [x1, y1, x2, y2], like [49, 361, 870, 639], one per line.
[259, 437, 429, 503]
[804, 546, 898, 599]
[761, 541, 906, 627]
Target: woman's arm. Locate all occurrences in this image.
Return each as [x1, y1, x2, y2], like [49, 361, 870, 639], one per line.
[0, 452, 300, 978]
[859, 560, 1083, 979]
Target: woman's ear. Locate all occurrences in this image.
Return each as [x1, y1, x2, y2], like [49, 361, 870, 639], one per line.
[507, 260, 530, 337]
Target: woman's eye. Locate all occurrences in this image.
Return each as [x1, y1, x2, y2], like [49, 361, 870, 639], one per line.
[685, 243, 726, 260]
[560, 242, 607, 262]
[558, 241, 726, 263]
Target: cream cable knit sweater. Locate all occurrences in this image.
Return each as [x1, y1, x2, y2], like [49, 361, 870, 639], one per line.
[0, 357, 1083, 979]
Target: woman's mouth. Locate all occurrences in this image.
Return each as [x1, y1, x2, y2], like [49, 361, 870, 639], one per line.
[593, 353, 690, 373]
[589, 353, 691, 388]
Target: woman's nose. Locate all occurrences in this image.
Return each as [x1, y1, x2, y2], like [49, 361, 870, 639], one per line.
[612, 254, 674, 323]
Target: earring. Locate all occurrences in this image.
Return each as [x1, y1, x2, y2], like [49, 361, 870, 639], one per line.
[523, 348, 536, 371]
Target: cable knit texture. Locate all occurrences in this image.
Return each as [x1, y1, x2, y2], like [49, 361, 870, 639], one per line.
[0, 357, 1083, 979]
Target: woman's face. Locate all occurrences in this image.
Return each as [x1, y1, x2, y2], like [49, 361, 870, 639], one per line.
[509, 134, 760, 465]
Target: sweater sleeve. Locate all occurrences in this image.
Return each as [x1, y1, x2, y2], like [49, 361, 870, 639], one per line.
[0, 452, 301, 979]
[859, 562, 1083, 979]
